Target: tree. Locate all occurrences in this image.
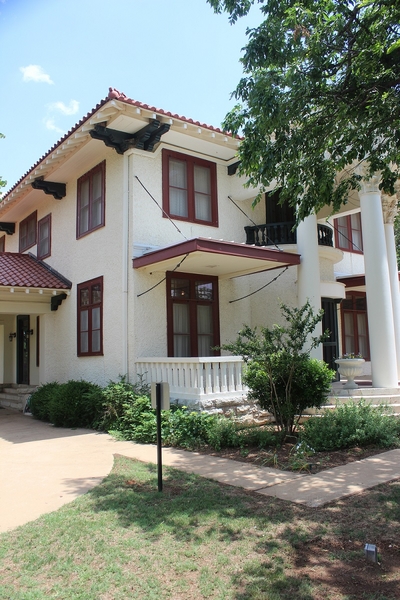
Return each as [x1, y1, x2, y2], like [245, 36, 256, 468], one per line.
[208, 0, 400, 220]
[221, 302, 334, 438]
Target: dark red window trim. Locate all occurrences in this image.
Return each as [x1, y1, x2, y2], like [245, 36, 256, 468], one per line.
[340, 292, 370, 360]
[77, 161, 106, 239]
[37, 214, 51, 260]
[334, 213, 363, 253]
[162, 149, 218, 227]
[166, 271, 220, 357]
[77, 276, 104, 357]
[19, 211, 37, 252]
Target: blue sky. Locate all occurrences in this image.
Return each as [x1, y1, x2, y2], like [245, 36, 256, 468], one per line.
[0, 0, 261, 191]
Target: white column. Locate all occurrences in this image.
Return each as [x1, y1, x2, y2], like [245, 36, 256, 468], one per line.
[359, 178, 398, 387]
[296, 213, 322, 359]
[382, 193, 400, 379]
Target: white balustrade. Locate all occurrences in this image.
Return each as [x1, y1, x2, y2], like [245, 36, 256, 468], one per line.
[135, 356, 247, 402]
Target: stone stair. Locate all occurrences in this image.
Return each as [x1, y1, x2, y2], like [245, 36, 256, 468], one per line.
[0, 384, 38, 412]
[303, 382, 400, 416]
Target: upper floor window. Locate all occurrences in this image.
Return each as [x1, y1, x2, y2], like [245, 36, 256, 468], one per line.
[19, 211, 37, 252]
[162, 149, 218, 226]
[77, 276, 103, 356]
[0, 236, 5, 252]
[334, 213, 363, 252]
[77, 161, 105, 238]
[37, 214, 51, 259]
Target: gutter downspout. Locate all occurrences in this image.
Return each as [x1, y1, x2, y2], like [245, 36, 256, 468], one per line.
[122, 152, 131, 378]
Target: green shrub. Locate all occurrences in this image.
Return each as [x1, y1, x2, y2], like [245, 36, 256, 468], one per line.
[48, 380, 103, 428]
[29, 382, 59, 421]
[300, 400, 400, 451]
[222, 302, 334, 437]
[117, 395, 157, 443]
[93, 376, 150, 432]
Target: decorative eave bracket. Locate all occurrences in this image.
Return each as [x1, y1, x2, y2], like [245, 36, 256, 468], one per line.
[51, 293, 68, 311]
[0, 222, 15, 235]
[89, 120, 170, 154]
[31, 177, 66, 200]
[227, 161, 240, 176]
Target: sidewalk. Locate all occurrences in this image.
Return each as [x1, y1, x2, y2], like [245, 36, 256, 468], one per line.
[1, 408, 400, 533]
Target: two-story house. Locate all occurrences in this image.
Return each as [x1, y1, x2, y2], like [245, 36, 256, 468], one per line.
[1, 88, 399, 412]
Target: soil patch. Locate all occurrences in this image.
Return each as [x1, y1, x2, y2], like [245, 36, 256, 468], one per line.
[193, 444, 391, 474]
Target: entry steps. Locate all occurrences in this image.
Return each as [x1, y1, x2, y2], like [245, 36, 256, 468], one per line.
[304, 382, 400, 416]
[0, 384, 37, 412]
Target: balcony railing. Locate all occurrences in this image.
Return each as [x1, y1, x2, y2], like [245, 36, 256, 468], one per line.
[135, 356, 247, 403]
[245, 222, 334, 247]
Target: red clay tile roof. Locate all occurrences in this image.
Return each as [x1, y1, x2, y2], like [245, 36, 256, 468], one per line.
[3, 88, 239, 199]
[0, 253, 71, 289]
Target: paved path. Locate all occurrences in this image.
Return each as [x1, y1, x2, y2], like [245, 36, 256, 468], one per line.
[1, 408, 400, 533]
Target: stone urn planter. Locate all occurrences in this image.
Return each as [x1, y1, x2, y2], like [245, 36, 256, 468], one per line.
[335, 358, 365, 389]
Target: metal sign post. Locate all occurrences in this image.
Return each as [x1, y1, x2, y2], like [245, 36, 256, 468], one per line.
[151, 382, 170, 493]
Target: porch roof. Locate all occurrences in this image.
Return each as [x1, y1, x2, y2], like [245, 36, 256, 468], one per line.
[0, 253, 72, 290]
[132, 237, 300, 279]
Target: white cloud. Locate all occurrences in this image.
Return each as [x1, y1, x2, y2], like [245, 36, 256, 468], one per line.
[20, 65, 54, 84]
[49, 100, 79, 116]
[44, 118, 63, 133]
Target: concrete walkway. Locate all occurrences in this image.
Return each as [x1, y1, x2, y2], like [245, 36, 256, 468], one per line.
[1, 408, 400, 533]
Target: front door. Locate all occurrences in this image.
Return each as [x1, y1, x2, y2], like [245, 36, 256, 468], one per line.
[322, 298, 339, 380]
[17, 315, 30, 385]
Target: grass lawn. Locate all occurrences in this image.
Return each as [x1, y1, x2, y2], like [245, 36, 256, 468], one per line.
[0, 455, 399, 600]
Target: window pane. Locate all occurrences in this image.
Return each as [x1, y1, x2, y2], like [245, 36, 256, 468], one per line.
[80, 289, 90, 307]
[171, 279, 190, 298]
[170, 159, 187, 188]
[79, 179, 90, 234]
[80, 309, 88, 331]
[38, 220, 49, 257]
[197, 305, 213, 356]
[195, 193, 212, 221]
[92, 285, 102, 304]
[80, 332, 89, 353]
[170, 189, 188, 217]
[194, 165, 211, 195]
[195, 282, 213, 300]
[92, 307, 101, 331]
[92, 171, 103, 227]
[350, 213, 363, 251]
[92, 329, 101, 353]
[337, 217, 349, 249]
[173, 303, 189, 333]
[344, 312, 355, 354]
[27, 218, 36, 246]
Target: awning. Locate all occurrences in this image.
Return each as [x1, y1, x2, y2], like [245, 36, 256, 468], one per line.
[133, 237, 300, 279]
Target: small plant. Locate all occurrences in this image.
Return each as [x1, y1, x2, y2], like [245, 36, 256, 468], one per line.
[338, 353, 363, 359]
[48, 380, 103, 428]
[287, 441, 315, 471]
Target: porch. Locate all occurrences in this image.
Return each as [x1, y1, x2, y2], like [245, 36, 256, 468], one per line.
[134, 357, 400, 417]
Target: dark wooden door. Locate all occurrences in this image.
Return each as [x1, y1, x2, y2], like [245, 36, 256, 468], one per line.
[17, 315, 30, 385]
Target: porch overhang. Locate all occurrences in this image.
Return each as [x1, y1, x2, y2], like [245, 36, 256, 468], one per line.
[0, 253, 72, 313]
[132, 237, 301, 279]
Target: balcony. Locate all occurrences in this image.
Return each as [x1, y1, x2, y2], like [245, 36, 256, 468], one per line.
[245, 222, 334, 247]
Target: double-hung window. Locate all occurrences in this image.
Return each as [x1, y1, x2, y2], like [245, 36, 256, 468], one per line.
[334, 213, 363, 252]
[77, 277, 103, 356]
[162, 149, 218, 226]
[19, 211, 37, 252]
[37, 214, 51, 259]
[77, 161, 105, 238]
